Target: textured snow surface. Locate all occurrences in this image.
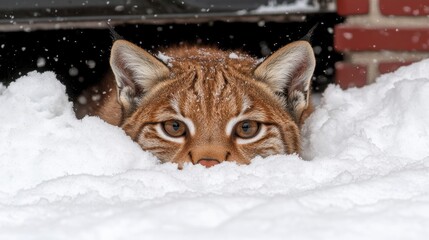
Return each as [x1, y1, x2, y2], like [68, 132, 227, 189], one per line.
[1, 59, 429, 239]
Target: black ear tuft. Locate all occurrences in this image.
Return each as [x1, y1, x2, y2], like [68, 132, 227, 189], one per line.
[106, 22, 124, 42]
[300, 23, 319, 43]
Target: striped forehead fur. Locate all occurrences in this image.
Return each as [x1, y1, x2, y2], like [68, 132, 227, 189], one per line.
[162, 48, 254, 119]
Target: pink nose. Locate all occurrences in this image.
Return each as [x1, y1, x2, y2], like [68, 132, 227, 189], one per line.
[198, 159, 220, 168]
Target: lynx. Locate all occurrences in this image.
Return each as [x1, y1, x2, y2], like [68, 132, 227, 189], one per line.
[77, 38, 315, 168]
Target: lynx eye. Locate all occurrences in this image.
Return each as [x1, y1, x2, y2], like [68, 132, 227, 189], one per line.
[162, 120, 186, 137]
[235, 120, 260, 139]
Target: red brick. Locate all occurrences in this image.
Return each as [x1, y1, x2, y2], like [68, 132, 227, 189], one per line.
[337, 0, 369, 15]
[334, 25, 429, 51]
[378, 61, 415, 74]
[379, 0, 429, 16]
[335, 62, 368, 89]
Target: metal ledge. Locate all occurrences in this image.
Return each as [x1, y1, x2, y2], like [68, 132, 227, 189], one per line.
[0, 12, 324, 32]
[0, 0, 335, 31]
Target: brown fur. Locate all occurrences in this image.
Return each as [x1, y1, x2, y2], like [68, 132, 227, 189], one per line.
[75, 40, 315, 168]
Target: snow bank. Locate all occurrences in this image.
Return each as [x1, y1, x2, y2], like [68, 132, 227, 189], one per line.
[0, 72, 158, 195]
[303, 59, 429, 161]
[1, 60, 429, 239]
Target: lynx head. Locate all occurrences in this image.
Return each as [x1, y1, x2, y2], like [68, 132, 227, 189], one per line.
[109, 39, 315, 168]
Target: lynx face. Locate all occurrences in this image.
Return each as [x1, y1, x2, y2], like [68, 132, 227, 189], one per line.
[90, 39, 315, 168]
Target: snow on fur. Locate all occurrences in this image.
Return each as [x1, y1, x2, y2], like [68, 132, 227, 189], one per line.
[1, 60, 429, 239]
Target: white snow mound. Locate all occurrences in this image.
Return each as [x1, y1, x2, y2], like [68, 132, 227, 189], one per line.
[1, 59, 429, 239]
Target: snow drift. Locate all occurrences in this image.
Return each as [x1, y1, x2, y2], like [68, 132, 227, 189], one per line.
[1, 60, 429, 239]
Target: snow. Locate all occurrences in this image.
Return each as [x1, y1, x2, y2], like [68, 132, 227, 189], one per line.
[156, 51, 173, 67]
[253, 0, 319, 14]
[1, 59, 429, 239]
[228, 52, 240, 59]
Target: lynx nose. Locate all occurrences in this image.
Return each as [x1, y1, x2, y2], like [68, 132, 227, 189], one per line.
[191, 145, 229, 168]
[198, 159, 220, 168]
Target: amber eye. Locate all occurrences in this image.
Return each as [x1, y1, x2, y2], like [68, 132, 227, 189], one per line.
[235, 120, 260, 139]
[162, 120, 187, 137]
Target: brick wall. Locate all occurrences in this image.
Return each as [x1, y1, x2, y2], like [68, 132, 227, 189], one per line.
[334, 0, 429, 89]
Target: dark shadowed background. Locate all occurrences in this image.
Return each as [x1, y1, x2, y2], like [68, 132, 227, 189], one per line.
[0, 0, 342, 99]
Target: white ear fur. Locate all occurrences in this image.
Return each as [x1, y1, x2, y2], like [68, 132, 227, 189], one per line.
[110, 40, 169, 114]
[254, 40, 315, 120]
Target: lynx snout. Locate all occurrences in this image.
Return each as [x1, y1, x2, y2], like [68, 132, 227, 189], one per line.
[190, 145, 229, 168]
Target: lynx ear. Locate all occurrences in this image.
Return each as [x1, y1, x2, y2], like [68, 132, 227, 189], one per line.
[110, 39, 170, 115]
[254, 40, 315, 121]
